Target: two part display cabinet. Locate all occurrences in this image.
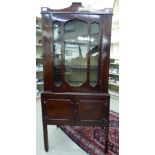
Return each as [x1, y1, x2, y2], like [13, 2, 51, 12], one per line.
[37, 3, 114, 154]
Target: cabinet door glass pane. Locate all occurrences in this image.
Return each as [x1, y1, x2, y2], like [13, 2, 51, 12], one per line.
[64, 19, 88, 86]
[90, 23, 99, 86]
[53, 21, 62, 86]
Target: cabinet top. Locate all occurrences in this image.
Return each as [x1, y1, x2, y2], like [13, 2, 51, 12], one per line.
[41, 2, 113, 15]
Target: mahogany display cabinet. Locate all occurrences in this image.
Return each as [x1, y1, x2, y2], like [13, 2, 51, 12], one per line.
[40, 2, 113, 154]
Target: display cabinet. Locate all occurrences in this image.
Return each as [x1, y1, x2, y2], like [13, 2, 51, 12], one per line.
[41, 3, 112, 153]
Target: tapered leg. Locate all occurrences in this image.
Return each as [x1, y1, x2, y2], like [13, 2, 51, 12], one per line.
[41, 95, 49, 152]
[43, 123, 48, 152]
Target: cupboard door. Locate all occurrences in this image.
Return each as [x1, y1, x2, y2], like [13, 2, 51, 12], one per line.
[46, 99, 73, 119]
[78, 100, 107, 120]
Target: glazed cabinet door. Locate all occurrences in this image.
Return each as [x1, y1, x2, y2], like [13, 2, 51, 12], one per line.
[42, 10, 112, 93]
[42, 12, 112, 92]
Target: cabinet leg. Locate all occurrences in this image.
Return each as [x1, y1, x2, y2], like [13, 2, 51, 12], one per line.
[43, 123, 48, 152]
[104, 125, 109, 154]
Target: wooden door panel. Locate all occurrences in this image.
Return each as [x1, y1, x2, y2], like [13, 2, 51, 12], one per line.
[46, 99, 73, 119]
[78, 100, 107, 120]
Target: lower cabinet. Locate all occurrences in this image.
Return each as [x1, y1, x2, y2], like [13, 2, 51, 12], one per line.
[42, 92, 110, 124]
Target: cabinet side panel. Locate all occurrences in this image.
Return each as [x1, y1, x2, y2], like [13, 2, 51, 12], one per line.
[101, 15, 112, 92]
[41, 14, 53, 90]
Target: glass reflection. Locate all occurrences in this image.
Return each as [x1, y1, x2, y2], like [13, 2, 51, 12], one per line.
[64, 19, 88, 86]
